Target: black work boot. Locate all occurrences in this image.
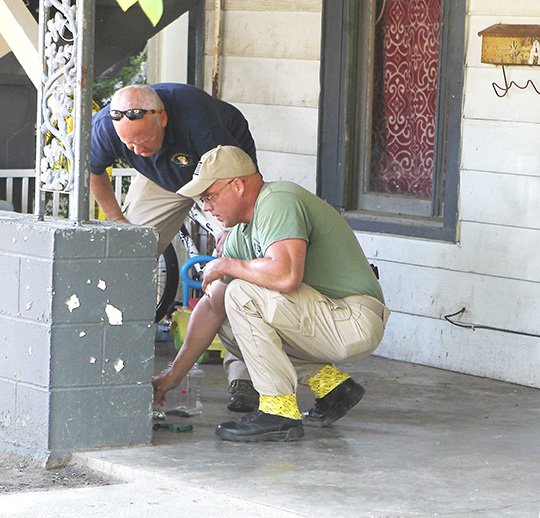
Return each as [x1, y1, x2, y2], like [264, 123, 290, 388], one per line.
[227, 379, 259, 412]
[215, 410, 304, 442]
[302, 378, 366, 427]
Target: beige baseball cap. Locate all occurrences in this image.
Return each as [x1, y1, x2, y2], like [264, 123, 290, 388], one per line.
[176, 145, 257, 198]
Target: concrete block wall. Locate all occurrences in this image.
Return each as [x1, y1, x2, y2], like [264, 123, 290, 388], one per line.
[0, 211, 157, 465]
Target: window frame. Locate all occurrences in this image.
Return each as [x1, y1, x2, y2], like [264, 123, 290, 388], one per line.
[187, 0, 205, 88]
[317, 0, 466, 241]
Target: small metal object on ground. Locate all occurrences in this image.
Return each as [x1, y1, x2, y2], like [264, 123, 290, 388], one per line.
[152, 409, 167, 420]
[152, 422, 193, 432]
[165, 409, 191, 418]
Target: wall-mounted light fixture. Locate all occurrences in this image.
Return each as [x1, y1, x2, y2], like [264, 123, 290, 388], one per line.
[478, 24, 540, 97]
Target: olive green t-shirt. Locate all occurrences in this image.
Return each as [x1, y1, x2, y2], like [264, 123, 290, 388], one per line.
[223, 182, 384, 302]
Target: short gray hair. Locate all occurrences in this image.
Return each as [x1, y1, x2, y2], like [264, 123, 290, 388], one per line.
[111, 84, 164, 111]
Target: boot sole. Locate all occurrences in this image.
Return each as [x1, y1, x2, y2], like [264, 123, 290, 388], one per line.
[303, 384, 365, 427]
[215, 425, 304, 442]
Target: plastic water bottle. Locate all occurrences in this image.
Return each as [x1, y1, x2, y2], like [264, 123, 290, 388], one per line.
[168, 362, 204, 415]
[186, 362, 205, 415]
[176, 374, 190, 414]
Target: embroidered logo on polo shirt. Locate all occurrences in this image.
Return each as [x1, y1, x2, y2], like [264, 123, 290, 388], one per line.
[171, 153, 195, 167]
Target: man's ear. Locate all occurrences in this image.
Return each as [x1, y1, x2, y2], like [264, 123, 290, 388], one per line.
[234, 177, 249, 193]
[160, 110, 168, 128]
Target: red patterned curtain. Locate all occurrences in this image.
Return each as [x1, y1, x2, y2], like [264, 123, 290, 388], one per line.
[369, 0, 441, 198]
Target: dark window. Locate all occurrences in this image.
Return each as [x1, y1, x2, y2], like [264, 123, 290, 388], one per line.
[318, 0, 466, 241]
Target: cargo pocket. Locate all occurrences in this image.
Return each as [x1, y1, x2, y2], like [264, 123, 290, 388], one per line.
[323, 297, 353, 322]
[266, 286, 327, 338]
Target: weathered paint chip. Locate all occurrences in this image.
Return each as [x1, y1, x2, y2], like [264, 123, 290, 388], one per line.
[105, 304, 123, 325]
[66, 294, 80, 312]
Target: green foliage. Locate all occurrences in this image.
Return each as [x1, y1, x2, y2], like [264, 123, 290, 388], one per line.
[93, 48, 148, 107]
[93, 48, 148, 175]
[44, 192, 69, 218]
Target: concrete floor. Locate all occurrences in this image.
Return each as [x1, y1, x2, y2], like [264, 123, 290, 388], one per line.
[2, 340, 539, 517]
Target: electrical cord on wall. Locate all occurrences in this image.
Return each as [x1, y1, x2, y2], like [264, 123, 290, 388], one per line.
[444, 308, 540, 339]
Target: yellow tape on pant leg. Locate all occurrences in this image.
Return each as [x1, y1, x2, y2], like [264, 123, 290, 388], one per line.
[259, 394, 302, 420]
[307, 365, 350, 399]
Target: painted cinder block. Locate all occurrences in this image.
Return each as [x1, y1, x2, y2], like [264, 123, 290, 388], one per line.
[51, 257, 156, 324]
[50, 323, 103, 388]
[104, 225, 158, 258]
[0, 254, 20, 317]
[0, 216, 121, 259]
[0, 214, 157, 461]
[0, 379, 17, 435]
[19, 257, 53, 322]
[15, 384, 50, 453]
[52, 226, 108, 259]
[0, 318, 51, 386]
[49, 384, 152, 451]
[0, 215, 54, 257]
[102, 322, 155, 385]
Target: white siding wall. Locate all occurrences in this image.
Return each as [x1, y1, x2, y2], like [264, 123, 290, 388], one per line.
[361, 0, 540, 388]
[201, 0, 539, 387]
[204, 0, 321, 191]
[147, 13, 189, 84]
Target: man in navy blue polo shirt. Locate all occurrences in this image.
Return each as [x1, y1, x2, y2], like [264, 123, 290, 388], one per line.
[90, 83, 259, 413]
[91, 83, 257, 254]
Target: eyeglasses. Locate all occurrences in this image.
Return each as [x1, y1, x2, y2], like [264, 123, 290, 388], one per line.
[109, 108, 157, 121]
[199, 179, 235, 205]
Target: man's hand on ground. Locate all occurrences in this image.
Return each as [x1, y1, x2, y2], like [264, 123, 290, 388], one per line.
[152, 369, 181, 407]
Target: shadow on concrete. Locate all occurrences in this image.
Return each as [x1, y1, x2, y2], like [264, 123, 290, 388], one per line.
[2, 338, 539, 517]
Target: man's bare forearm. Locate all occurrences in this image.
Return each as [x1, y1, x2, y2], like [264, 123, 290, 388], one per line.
[167, 282, 227, 379]
[153, 282, 228, 406]
[170, 297, 225, 377]
[90, 172, 127, 222]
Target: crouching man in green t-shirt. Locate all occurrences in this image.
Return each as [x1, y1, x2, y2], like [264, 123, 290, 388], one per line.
[152, 145, 390, 442]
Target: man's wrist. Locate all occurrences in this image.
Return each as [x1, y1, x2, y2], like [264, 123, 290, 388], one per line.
[167, 362, 185, 385]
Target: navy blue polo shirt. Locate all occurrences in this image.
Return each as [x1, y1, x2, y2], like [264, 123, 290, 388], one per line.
[90, 83, 257, 192]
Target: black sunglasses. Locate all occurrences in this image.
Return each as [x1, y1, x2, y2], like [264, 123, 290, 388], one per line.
[109, 108, 157, 121]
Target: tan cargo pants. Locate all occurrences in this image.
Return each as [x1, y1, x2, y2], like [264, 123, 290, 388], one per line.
[218, 280, 390, 396]
[122, 173, 194, 256]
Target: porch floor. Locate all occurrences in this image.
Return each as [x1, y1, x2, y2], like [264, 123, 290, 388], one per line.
[4, 340, 540, 517]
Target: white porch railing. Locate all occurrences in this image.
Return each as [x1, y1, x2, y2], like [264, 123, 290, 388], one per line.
[0, 168, 136, 217]
[0, 169, 33, 213]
